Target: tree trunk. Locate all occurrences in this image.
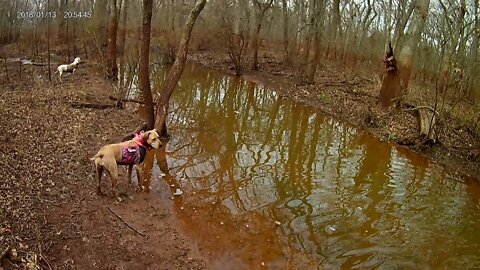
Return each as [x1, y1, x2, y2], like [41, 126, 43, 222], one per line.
[281, 0, 289, 63]
[298, 0, 315, 79]
[47, 0, 51, 82]
[379, 43, 401, 107]
[331, 0, 341, 59]
[154, 0, 207, 136]
[106, 0, 119, 80]
[139, 0, 155, 129]
[118, 0, 128, 54]
[392, 1, 415, 51]
[418, 108, 437, 143]
[397, 0, 430, 92]
[251, 0, 273, 70]
[469, 0, 480, 101]
[58, 0, 68, 40]
[94, 0, 108, 46]
[307, 0, 326, 84]
[251, 20, 261, 70]
[383, 0, 393, 56]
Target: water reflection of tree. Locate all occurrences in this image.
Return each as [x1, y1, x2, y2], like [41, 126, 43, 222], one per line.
[341, 135, 391, 268]
[119, 62, 480, 268]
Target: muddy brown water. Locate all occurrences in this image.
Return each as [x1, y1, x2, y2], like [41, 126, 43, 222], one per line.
[126, 63, 480, 269]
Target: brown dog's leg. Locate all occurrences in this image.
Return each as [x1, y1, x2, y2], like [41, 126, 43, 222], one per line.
[127, 164, 133, 183]
[135, 165, 144, 191]
[96, 166, 104, 195]
[105, 164, 119, 200]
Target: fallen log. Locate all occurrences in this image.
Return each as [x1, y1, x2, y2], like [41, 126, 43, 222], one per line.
[418, 107, 437, 143]
[108, 95, 151, 105]
[70, 102, 116, 109]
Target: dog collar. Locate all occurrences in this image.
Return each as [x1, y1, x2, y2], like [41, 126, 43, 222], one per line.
[134, 131, 153, 150]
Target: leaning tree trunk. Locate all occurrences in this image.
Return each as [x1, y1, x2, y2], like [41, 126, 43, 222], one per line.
[139, 0, 155, 129]
[106, 0, 119, 80]
[154, 0, 207, 136]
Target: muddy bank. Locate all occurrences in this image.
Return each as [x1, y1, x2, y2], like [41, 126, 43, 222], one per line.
[0, 60, 206, 269]
[188, 50, 480, 180]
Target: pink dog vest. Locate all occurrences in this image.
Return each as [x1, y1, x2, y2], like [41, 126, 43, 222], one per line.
[118, 131, 150, 165]
[118, 145, 141, 165]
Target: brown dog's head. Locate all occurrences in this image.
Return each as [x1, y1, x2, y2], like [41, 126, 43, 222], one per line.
[144, 129, 162, 149]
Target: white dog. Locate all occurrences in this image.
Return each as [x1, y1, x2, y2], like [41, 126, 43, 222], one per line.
[56, 57, 81, 82]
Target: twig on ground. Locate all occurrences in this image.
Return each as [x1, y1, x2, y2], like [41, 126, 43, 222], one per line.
[403, 105, 440, 115]
[107, 207, 146, 237]
[70, 102, 116, 109]
[38, 246, 52, 270]
[0, 246, 10, 260]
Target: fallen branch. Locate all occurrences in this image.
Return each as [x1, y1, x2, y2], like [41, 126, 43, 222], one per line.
[108, 95, 151, 105]
[38, 248, 52, 270]
[70, 102, 116, 109]
[403, 105, 439, 115]
[418, 107, 437, 143]
[107, 207, 146, 237]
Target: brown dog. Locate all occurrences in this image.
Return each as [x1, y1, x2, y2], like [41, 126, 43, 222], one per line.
[90, 129, 162, 199]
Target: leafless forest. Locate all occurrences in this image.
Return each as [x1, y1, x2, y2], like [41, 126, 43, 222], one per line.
[0, 0, 479, 150]
[2, 0, 480, 127]
[1, 1, 480, 268]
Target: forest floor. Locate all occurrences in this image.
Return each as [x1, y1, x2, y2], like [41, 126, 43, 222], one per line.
[1, 43, 479, 270]
[0, 48, 206, 269]
[189, 48, 480, 181]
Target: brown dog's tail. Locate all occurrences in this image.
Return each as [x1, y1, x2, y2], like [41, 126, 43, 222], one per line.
[90, 152, 103, 161]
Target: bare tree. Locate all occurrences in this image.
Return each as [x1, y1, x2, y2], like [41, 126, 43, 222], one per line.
[215, 0, 250, 75]
[118, 0, 129, 54]
[93, 0, 108, 46]
[58, 0, 68, 40]
[251, 0, 273, 70]
[139, 0, 155, 129]
[47, 0, 51, 81]
[106, 0, 119, 80]
[397, 0, 430, 92]
[307, 0, 326, 84]
[379, 42, 401, 107]
[281, 0, 290, 63]
[469, 0, 480, 100]
[154, 0, 207, 136]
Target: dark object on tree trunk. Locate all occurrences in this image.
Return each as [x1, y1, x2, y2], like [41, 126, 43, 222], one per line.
[379, 42, 401, 107]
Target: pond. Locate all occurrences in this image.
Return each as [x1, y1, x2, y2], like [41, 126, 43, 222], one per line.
[126, 62, 480, 269]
